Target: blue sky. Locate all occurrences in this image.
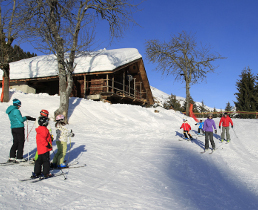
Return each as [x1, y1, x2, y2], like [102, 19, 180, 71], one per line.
[20, 0, 258, 109]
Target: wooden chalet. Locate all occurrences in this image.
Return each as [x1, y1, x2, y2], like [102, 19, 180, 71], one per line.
[1, 48, 154, 106]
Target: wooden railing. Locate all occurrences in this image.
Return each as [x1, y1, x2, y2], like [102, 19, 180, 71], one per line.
[85, 78, 147, 101]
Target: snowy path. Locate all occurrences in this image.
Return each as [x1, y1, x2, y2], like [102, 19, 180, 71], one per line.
[0, 91, 258, 209]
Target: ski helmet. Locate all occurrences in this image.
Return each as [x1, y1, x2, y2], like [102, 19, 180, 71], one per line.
[40, 110, 49, 117]
[13, 99, 21, 106]
[56, 114, 65, 121]
[38, 116, 49, 126]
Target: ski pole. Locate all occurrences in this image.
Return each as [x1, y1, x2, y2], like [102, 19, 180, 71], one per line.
[27, 121, 29, 163]
[232, 127, 239, 139]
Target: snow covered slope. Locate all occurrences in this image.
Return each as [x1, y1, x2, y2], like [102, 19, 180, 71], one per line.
[0, 89, 258, 209]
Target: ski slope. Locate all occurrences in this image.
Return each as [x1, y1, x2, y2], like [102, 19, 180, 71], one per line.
[0, 90, 258, 209]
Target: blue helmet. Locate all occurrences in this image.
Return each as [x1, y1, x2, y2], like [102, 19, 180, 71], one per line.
[13, 99, 21, 106]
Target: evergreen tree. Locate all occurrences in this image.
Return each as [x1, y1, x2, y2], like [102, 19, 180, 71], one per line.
[163, 94, 182, 111]
[213, 107, 218, 118]
[234, 67, 256, 118]
[182, 96, 198, 113]
[225, 102, 233, 116]
[198, 100, 209, 117]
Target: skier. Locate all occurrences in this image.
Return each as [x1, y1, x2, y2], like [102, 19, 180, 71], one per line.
[32, 115, 52, 178]
[219, 112, 233, 143]
[51, 114, 74, 168]
[34, 110, 53, 162]
[180, 119, 193, 140]
[195, 120, 204, 135]
[6, 98, 36, 162]
[203, 114, 217, 152]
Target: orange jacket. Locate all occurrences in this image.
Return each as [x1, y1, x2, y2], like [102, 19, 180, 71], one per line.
[36, 126, 52, 155]
[219, 116, 233, 127]
[180, 122, 191, 131]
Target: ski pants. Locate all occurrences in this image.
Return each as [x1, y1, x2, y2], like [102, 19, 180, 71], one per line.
[205, 131, 215, 150]
[198, 128, 204, 134]
[183, 130, 192, 139]
[10, 127, 25, 159]
[34, 151, 50, 176]
[53, 141, 67, 165]
[221, 126, 230, 140]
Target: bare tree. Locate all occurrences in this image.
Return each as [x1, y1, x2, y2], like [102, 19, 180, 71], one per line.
[22, 0, 141, 122]
[0, 0, 20, 102]
[145, 31, 226, 116]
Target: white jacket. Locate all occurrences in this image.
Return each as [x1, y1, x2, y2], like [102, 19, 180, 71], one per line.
[55, 124, 74, 143]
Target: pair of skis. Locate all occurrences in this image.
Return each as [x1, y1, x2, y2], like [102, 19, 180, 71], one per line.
[19, 162, 87, 182]
[0, 159, 35, 166]
[200, 149, 215, 154]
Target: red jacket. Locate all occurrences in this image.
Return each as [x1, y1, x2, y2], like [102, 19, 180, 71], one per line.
[180, 122, 191, 131]
[36, 126, 52, 155]
[219, 116, 233, 127]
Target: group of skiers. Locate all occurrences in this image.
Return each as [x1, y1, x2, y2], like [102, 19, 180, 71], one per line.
[6, 98, 74, 178]
[180, 112, 234, 151]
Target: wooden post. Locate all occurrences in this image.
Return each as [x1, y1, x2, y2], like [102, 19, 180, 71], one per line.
[112, 75, 114, 93]
[106, 74, 109, 92]
[84, 75, 87, 98]
[123, 71, 125, 96]
[134, 78, 136, 98]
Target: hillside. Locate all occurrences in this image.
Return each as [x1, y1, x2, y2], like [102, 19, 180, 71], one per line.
[151, 86, 221, 111]
[0, 89, 257, 209]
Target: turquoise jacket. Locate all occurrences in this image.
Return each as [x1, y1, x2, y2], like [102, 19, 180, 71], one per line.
[6, 105, 27, 128]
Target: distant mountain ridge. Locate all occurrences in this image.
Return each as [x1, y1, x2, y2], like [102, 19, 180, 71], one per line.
[150, 86, 220, 112]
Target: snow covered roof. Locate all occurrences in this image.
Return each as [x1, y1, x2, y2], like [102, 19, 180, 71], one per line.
[8, 48, 142, 80]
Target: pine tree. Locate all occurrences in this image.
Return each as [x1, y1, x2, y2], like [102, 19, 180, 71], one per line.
[182, 96, 198, 113]
[234, 67, 256, 118]
[225, 102, 233, 117]
[198, 100, 209, 117]
[213, 107, 218, 118]
[163, 94, 182, 111]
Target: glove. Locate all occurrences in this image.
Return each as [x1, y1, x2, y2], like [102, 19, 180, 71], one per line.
[231, 126, 233, 128]
[195, 123, 197, 125]
[51, 135, 54, 141]
[46, 142, 52, 149]
[219, 126, 221, 129]
[26, 116, 36, 121]
[215, 130, 217, 134]
[70, 130, 75, 137]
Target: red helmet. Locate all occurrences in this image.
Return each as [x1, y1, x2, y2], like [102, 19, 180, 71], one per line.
[40, 110, 49, 117]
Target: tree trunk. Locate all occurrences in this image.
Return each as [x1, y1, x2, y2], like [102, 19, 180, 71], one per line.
[185, 80, 190, 116]
[54, 59, 74, 124]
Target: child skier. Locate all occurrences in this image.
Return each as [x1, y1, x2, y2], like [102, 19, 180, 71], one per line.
[52, 114, 74, 168]
[180, 119, 193, 140]
[34, 110, 53, 162]
[32, 115, 52, 178]
[195, 120, 204, 135]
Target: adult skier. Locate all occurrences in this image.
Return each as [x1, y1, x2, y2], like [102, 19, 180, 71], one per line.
[219, 112, 233, 142]
[203, 114, 217, 152]
[6, 99, 36, 162]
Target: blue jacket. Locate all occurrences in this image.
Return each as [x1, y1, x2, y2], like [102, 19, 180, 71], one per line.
[203, 118, 217, 132]
[6, 105, 27, 128]
[197, 122, 204, 129]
